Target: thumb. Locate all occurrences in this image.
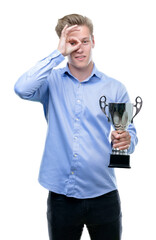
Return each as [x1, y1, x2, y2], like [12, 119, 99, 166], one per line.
[111, 131, 120, 141]
[72, 42, 81, 52]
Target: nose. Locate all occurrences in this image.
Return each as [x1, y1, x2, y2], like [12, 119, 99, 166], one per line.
[76, 43, 83, 53]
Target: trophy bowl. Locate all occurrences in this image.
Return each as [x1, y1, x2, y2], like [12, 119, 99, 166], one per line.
[99, 96, 143, 168]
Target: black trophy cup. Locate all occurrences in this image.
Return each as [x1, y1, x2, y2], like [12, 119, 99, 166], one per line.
[99, 96, 143, 168]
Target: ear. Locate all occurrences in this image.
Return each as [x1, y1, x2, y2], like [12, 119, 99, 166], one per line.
[91, 35, 95, 48]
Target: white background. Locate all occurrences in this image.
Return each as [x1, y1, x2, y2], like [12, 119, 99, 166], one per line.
[0, 0, 155, 239]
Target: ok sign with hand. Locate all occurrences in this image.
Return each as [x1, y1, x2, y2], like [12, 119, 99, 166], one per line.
[57, 25, 81, 56]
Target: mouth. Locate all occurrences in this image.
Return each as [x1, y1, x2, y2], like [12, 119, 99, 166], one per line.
[75, 55, 86, 61]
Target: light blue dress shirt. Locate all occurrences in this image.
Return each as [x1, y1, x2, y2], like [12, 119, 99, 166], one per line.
[14, 50, 138, 199]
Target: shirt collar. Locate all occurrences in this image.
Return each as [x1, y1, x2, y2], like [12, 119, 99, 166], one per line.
[61, 63, 102, 82]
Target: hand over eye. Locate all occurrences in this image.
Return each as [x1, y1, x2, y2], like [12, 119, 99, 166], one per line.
[57, 25, 81, 56]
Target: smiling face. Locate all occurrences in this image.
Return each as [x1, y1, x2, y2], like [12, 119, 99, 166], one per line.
[67, 25, 95, 73]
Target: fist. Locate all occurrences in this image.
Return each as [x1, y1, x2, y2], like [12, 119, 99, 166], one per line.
[111, 130, 131, 150]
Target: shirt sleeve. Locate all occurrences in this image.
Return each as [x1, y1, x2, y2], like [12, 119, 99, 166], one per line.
[14, 50, 65, 103]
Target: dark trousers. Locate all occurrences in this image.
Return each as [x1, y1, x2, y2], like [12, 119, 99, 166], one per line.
[47, 190, 122, 240]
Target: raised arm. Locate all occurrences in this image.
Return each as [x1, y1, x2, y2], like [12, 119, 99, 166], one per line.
[14, 50, 65, 103]
[14, 25, 81, 103]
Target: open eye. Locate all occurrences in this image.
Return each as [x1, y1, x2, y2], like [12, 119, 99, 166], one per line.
[70, 41, 76, 46]
[82, 40, 89, 45]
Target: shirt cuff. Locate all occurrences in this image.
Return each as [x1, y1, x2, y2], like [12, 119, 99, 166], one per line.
[127, 134, 138, 154]
[47, 49, 65, 63]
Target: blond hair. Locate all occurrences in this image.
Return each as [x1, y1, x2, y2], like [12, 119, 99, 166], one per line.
[55, 14, 93, 38]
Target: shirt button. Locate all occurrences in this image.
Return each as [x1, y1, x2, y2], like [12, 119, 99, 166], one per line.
[74, 136, 77, 140]
[75, 118, 79, 121]
[74, 154, 77, 157]
[77, 100, 81, 103]
[71, 172, 74, 175]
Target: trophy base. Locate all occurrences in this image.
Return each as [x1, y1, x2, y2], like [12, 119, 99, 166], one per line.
[108, 154, 131, 168]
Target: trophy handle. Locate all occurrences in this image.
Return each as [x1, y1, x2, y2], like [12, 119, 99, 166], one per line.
[131, 96, 143, 123]
[99, 96, 110, 122]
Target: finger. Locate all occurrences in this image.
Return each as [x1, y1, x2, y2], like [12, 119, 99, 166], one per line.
[65, 40, 81, 55]
[61, 24, 69, 36]
[67, 25, 80, 32]
[111, 131, 120, 141]
[62, 25, 80, 38]
[113, 135, 131, 144]
[116, 130, 127, 138]
[117, 131, 130, 140]
[113, 140, 130, 149]
[71, 42, 82, 52]
[67, 37, 82, 52]
[116, 130, 125, 134]
[61, 24, 79, 37]
[118, 144, 130, 150]
[66, 25, 80, 34]
[67, 36, 81, 44]
[68, 41, 81, 53]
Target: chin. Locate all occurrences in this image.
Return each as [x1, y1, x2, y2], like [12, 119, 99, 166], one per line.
[71, 60, 92, 69]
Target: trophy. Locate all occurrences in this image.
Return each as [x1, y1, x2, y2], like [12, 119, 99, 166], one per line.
[99, 96, 143, 168]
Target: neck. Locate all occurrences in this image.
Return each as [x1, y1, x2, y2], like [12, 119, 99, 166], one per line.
[68, 62, 94, 82]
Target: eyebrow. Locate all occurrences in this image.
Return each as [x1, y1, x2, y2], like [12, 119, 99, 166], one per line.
[80, 37, 91, 41]
[82, 37, 90, 40]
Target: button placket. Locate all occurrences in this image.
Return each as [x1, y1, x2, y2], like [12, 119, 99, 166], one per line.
[72, 82, 83, 158]
[66, 82, 83, 195]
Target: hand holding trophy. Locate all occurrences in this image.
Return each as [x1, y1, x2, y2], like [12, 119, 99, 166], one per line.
[99, 96, 143, 168]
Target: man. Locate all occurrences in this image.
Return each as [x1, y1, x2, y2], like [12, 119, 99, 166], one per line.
[14, 14, 137, 240]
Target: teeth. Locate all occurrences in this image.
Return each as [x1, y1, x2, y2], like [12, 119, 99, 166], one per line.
[76, 56, 85, 59]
